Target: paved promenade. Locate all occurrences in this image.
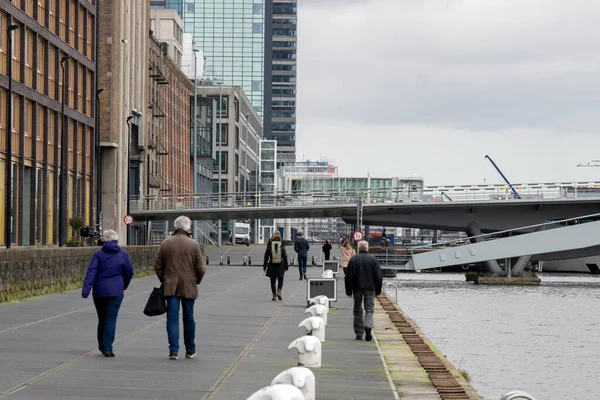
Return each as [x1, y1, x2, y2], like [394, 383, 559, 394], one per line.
[1, 263, 401, 399]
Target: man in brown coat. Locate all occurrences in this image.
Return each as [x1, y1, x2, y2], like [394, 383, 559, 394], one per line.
[155, 215, 206, 360]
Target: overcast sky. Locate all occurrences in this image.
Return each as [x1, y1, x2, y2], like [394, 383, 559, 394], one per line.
[295, 0, 600, 185]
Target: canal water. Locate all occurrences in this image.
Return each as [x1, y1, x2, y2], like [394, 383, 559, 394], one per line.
[387, 273, 600, 400]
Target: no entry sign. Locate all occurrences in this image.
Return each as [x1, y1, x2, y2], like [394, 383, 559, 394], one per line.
[353, 230, 364, 241]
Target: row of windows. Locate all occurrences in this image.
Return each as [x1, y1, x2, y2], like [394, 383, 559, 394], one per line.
[272, 111, 296, 118]
[270, 135, 296, 142]
[273, 29, 296, 36]
[273, 64, 296, 71]
[273, 53, 296, 60]
[272, 124, 296, 131]
[273, 76, 296, 83]
[272, 100, 296, 107]
[273, 41, 296, 48]
[3, 1, 96, 62]
[273, 18, 297, 25]
[273, 6, 297, 14]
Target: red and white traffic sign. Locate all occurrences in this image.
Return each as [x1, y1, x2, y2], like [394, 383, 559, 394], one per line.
[123, 214, 134, 226]
[353, 230, 364, 241]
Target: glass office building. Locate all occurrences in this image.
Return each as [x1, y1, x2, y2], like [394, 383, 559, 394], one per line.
[151, 0, 266, 117]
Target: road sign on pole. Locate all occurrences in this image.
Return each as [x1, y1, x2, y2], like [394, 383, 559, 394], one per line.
[353, 230, 364, 241]
[123, 214, 134, 226]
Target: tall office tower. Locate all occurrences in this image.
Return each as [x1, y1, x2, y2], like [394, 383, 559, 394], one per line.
[264, 1, 297, 167]
[150, 0, 266, 119]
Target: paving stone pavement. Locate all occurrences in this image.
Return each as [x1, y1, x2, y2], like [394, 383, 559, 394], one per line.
[0, 264, 398, 400]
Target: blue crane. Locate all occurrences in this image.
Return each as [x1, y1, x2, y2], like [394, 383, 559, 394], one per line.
[484, 155, 521, 199]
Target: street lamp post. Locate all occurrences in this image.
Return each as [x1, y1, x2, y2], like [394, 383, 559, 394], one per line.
[5, 24, 19, 249]
[192, 48, 199, 241]
[217, 80, 222, 246]
[95, 89, 104, 232]
[58, 55, 71, 247]
[126, 116, 133, 245]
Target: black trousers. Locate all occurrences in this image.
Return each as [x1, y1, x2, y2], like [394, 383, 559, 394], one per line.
[270, 276, 284, 293]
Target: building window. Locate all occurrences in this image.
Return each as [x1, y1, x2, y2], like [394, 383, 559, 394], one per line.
[186, 2, 195, 12]
[212, 179, 228, 194]
[218, 124, 228, 144]
[213, 152, 228, 173]
[252, 80, 261, 91]
[252, 23, 262, 34]
[253, 4, 262, 14]
[235, 154, 239, 176]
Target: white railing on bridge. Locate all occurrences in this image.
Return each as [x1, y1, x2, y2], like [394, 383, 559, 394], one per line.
[129, 181, 600, 212]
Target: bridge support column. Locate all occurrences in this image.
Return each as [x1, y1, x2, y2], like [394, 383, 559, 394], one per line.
[466, 221, 503, 274]
[511, 255, 532, 276]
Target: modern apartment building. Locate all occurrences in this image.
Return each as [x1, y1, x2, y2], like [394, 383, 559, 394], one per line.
[151, 0, 266, 117]
[196, 83, 262, 243]
[0, 1, 97, 246]
[264, 0, 297, 167]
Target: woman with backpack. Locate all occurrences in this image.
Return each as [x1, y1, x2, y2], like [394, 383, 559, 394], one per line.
[263, 231, 289, 301]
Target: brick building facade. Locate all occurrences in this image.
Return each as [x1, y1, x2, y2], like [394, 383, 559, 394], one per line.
[0, 0, 97, 246]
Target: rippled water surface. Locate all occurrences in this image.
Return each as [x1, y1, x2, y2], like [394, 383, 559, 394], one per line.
[386, 273, 600, 400]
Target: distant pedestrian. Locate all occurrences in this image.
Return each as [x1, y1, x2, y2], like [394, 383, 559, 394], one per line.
[294, 232, 310, 280]
[345, 240, 382, 341]
[263, 231, 289, 301]
[155, 216, 206, 360]
[340, 240, 356, 275]
[322, 240, 332, 261]
[82, 229, 133, 357]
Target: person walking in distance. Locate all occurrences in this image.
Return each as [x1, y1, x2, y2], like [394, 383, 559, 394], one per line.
[345, 240, 382, 341]
[340, 240, 356, 275]
[82, 229, 133, 357]
[294, 232, 310, 280]
[322, 240, 332, 261]
[263, 231, 289, 301]
[155, 216, 206, 360]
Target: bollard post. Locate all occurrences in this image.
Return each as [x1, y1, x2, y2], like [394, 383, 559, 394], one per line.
[271, 367, 316, 400]
[243, 256, 248, 266]
[246, 384, 305, 400]
[311, 256, 316, 266]
[227, 255, 231, 265]
[298, 316, 326, 342]
[322, 269, 334, 279]
[220, 256, 224, 266]
[248, 256, 252, 265]
[206, 255, 209, 265]
[288, 336, 322, 368]
[305, 304, 328, 325]
[289, 256, 295, 266]
[309, 295, 329, 310]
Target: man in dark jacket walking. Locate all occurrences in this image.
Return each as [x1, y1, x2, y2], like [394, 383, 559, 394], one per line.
[294, 232, 310, 280]
[345, 240, 383, 341]
[155, 215, 206, 360]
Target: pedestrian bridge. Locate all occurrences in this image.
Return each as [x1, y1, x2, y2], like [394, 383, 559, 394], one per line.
[130, 181, 600, 232]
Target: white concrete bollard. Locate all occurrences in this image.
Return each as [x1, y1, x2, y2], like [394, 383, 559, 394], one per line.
[309, 295, 329, 310]
[271, 367, 316, 400]
[288, 335, 322, 368]
[304, 304, 328, 325]
[246, 384, 305, 400]
[321, 269, 334, 278]
[298, 316, 326, 342]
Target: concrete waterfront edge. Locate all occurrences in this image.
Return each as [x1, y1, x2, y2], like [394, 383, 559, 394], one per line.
[0, 245, 162, 302]
[375, 293, 482, 399]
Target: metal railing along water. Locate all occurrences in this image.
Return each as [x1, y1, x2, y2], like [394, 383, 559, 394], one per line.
[499, 390, 537, 400]
[384, 282, 399, 304]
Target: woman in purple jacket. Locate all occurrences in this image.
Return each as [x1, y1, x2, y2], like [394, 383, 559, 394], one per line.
[82, 229, 134, 357]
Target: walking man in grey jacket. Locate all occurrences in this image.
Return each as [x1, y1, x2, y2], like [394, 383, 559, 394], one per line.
[345, 240, 383, 341]
[294, 232, 310, 280]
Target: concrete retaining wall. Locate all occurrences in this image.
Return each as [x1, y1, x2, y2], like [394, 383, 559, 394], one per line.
[0, 246, 160, 302]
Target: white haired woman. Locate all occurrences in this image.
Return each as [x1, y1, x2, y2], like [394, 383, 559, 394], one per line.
[82, 229, 134, 357]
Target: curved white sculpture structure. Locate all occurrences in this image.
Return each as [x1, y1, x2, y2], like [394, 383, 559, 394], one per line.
[304, 304, 328, 325]
[271, 367, 315, 400]
[246, 384, 305, 400]
[309, 295, 329, 310]
[288, 335, 322, 368]
[298, 316, 326, 342]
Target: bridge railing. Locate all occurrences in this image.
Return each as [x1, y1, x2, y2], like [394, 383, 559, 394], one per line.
[129, 182, 600, 212]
